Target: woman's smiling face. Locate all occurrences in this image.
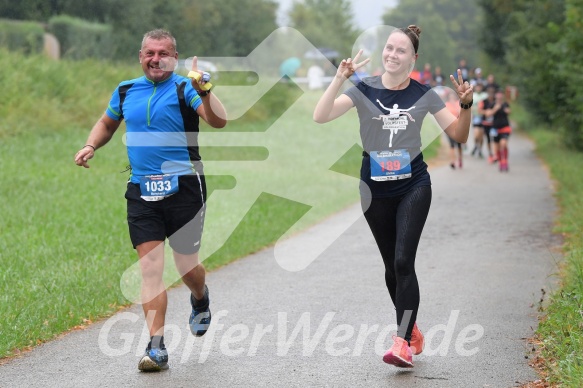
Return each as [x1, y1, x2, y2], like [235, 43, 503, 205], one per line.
[382, 31, 417, 75]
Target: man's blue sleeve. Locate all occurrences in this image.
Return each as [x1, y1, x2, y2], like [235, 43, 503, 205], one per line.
[105, 86, 122, 120]
[184, 81, 203, 111]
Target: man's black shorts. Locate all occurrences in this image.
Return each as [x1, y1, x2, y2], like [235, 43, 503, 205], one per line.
[125, 174, 206, 254]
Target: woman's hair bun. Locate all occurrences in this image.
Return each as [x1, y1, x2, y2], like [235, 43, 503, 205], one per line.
[407, 25, 421, 37]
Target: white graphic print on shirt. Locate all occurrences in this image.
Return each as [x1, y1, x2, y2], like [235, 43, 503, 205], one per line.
[372, 100, 416, 147]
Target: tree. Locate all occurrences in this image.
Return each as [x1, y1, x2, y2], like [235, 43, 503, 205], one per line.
[107, 0, 192, 60]
[479, 1, 563, 120]
[546, 0, 583, 149]
[0, 0, 279, 60]
[288, 0, 359, 58]
[414, 12, 455, 74]
[479, 0, 583, 151]
[477, 0, 514, 64]
[107, 0, 278, 59]
[181, 0, 279, 57]
[503, 0, 565, 122]
[0, 0, 115, 22]
[382, 0, 481, 71]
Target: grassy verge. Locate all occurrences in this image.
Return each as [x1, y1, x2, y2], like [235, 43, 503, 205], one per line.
[513, 104, 583, 387]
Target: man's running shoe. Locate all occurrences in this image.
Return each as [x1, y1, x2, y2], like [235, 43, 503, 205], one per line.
[383, 336, 413, 368]
[138, 347, 169, 372]
[189, 284, 211, 337]
[410, 323, 424, 355]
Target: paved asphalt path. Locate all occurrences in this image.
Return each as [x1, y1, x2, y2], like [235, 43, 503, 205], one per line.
[1, 132, 560, 387]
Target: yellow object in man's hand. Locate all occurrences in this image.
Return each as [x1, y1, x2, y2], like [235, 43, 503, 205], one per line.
[187, 71, 213, 91]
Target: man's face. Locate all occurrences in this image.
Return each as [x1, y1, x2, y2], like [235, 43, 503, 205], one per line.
[139, 37, 178, 82]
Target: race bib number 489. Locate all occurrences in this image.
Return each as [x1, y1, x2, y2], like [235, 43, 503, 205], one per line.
[370, 150, 412, 181]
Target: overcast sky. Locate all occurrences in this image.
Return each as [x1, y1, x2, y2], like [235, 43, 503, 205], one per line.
[275, 0, 398, 30]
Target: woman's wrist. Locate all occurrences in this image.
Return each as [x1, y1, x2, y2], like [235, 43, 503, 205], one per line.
[460, 100, 473, 110]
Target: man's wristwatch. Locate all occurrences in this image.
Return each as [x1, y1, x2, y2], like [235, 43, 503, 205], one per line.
[199, 87, 213, 97]
[460, 100, 473, 109]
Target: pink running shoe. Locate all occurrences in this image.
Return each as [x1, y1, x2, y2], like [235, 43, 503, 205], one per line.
[383, 336, 413, 368]
[410, 323, 425, 355]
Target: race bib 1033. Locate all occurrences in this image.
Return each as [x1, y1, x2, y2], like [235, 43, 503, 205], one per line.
[139, 174, 179, 201]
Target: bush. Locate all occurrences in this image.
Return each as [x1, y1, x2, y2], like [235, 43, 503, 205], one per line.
[0, 18, 44, 54]
[48, 15, 113, 60]
[0, 47, 138, 138]
[551, 0, 583, 151]
[480, 0, 583, 152]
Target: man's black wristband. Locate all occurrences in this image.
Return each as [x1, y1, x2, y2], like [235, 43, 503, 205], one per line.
[84, 144, 96, 151]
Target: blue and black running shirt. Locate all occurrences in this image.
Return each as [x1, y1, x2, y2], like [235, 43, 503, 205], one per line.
[106, 73, 203, 184]
[344, 76, 445, 198]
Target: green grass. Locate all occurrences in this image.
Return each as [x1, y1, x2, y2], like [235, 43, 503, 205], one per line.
[514, 104, 583, 387]
[0, 48, 445, 359]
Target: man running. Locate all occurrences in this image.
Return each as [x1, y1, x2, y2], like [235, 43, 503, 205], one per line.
[74, 29, 227, 371]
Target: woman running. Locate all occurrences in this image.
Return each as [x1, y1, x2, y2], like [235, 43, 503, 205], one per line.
[313, 25, 473, 368]
[486, 91, 512, 171]
[480, 85, 497, 163]
[470, 82, 488, 158]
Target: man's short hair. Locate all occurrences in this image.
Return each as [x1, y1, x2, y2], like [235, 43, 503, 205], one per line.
[142, 29, 177, 51]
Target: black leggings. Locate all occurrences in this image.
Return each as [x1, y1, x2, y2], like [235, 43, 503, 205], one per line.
[361, 185, 432, 342]
[483, 126, 492, 144]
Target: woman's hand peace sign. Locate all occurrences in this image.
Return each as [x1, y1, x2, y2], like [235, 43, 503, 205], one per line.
[450, 69, 474, 104]
[336, 49, 371, 80]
